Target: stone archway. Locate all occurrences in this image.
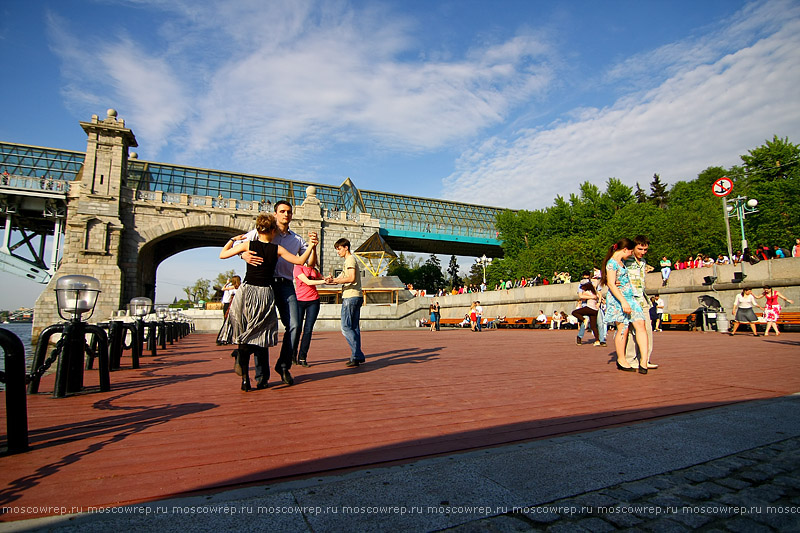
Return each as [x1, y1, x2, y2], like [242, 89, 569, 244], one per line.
[129, 214, 254, 303]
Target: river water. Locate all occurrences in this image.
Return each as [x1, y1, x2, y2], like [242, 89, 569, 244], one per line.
[0, 322, 34, 375]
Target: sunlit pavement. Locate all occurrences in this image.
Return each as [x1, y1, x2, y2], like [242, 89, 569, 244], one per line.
[2, 329, 799, 531]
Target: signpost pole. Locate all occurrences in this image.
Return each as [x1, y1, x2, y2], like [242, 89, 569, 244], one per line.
[723, 196, 733, 262]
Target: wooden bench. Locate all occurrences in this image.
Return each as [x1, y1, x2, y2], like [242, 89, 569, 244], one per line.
[495, 317, 553, 329]
[774, 311, 800, 331]
[660, 313, 697, 330]
[497, 317, 531, 329]
[661, 311, 800, 331]
[439, 318, 467, 328]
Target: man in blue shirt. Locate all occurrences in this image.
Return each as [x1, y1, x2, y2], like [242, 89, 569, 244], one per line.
[242, 200, 317, 385]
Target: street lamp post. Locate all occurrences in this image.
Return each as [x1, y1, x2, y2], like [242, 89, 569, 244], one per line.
[28, 275, 110, 397]
[475, 254, 492, 287]
[726, 196, 759, 251]
[725, 196, 758, 281]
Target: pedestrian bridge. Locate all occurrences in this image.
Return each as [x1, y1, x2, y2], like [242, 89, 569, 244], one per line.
[1, 141, 505, 263]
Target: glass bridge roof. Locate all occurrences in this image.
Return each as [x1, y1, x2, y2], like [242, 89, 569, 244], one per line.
[1, 142, 504, 240]
[0, 142, 85, 181]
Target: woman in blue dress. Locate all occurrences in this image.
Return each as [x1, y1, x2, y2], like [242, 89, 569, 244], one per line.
[600, 238, 650, 374]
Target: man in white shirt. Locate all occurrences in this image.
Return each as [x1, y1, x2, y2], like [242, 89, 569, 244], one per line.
[623, 235, 657, 370]
[654, 296, 665, 332]
[535, 310, 548, 329]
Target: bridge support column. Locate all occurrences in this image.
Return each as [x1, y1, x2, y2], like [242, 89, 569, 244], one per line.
[33, 110, 137, 343]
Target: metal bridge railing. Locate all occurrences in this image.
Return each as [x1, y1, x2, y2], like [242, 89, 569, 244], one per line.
[135, 190, 274, 213]
[0, 173, 70, 194]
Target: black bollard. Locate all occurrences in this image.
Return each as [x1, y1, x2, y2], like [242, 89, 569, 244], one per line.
[108, 320, 124, 370]
[0, 328, 29, 454]
[146, 321, 158, 356]
[85, 324, 111, 392]
[126, 322, 141, 369]
[158, 321, 166, 350]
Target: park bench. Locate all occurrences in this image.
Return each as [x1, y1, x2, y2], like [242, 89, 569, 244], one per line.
[774, 311, 800, 331]
[496, 317, 541, 329]
[660, 313, 696, 331]
[661, 311, 800, 332]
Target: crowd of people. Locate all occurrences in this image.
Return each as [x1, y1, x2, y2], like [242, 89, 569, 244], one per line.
[216, 200, 367, 392]
[440, 239, 800, 296]
[660, 241, 799, 286]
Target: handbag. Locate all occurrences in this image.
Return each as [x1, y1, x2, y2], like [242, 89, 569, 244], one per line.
[661, 313, 670, 321]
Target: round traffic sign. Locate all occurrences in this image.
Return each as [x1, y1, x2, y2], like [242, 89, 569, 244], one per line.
[712, 177, 733, 197]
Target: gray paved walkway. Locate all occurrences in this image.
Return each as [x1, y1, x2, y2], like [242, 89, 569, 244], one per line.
[6, 394, 800, 532]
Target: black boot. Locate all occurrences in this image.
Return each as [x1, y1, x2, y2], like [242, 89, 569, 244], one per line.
[237, 345, 252, 390]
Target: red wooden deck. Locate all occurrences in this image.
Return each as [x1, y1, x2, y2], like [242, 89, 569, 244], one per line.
[2, 329, 799, 522]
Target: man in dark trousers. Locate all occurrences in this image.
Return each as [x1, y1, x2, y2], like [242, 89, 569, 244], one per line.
[242, 200, 317, 385]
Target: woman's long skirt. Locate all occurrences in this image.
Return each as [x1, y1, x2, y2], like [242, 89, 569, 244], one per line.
[222, 282, 279, 348]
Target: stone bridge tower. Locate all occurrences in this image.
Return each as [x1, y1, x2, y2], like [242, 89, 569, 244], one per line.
[33, 109, 137, 340]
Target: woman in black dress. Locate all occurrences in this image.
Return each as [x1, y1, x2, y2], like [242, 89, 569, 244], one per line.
[220, 214, 316, 391]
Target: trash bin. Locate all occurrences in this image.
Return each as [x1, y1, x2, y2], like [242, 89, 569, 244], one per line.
[696, 295, 723, 332]
[695, 308, 717, 331]
[716, 312, 729, 333]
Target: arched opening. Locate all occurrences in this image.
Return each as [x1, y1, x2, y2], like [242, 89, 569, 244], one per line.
[135, 225, 243, 305]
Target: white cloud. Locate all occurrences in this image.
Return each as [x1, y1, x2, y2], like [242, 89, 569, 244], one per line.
[442, 0, 800, 210]
[47, 0, 554, 168]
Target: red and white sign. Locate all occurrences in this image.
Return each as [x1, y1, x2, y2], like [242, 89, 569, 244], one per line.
[712, 177, 733, 197]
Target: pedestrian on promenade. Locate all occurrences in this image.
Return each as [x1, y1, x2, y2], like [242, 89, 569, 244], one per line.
[325, 238, 366, 367]
[729, 288, 763, 337]
[221, 276, 240, 317]
[216, 275, 240, 346]
[660, 256, 671, 286]
[573, 279, 600, 345]
[600, 238, 650, 373]
[469, 302, 477, 331]
[433, 301, 441, 331]
[429, 303, 437, 332]
[220, 213, 316, 391]
[653, 295, 665, 332]
[624, 235, 658, 370]
[241, 200, 318, 385]
[294, 262, 327, 366]
[475, 301, 483, 332]
[758, 286, 793, 337]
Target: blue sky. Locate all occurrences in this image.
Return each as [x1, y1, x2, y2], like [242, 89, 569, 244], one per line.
[1, 0, 799, 310]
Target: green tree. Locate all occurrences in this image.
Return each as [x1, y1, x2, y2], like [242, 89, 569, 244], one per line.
[447, 255, 460, 288]
[739, 136, 800, 248]
[465, 261, 486, 286]
[649, 173, 669, 208]
[415, 262, 447, 292]
[491, 137, 797, 281]
[426, 254, 441, 269]
[183, 278, 211, 303]
[213, 269, 238, 293]
[634, 183, 648, 203]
